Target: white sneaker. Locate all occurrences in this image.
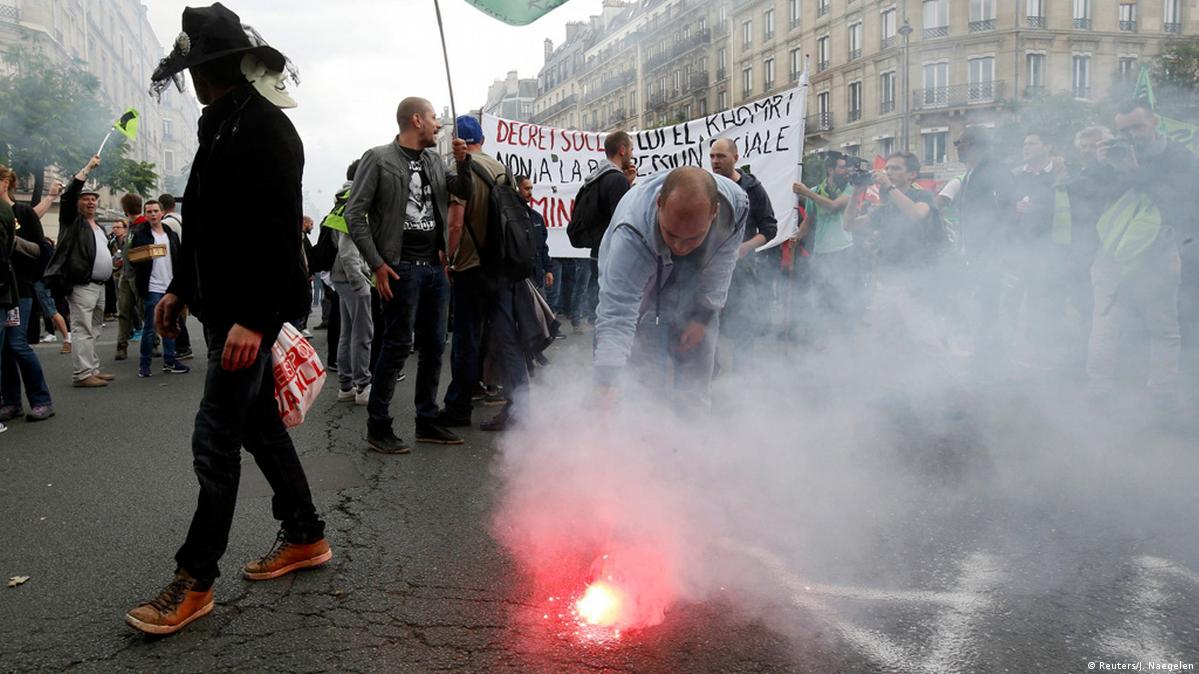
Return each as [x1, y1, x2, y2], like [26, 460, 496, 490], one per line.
[301, 329, 314, 339]
[337, 388, 356, 402]
[0, 421, 7, 433]
[39, 334, 57, 343]
[354, 384, 372, 406]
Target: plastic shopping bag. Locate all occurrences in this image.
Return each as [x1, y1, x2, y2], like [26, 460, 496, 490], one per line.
[272, 323, 326, 428]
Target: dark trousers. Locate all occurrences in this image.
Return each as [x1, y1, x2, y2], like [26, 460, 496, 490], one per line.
[444, 268, 489, 418]
[174, 324, 325, 583]
[367, 263, 450, 429]
[325, 286, 341, 366]
[489, 280, 529, 418]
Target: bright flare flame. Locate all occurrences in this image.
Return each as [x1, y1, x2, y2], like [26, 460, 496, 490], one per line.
[575, 581, 623, 627]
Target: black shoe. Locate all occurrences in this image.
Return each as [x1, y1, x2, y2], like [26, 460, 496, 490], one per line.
[480, 411, 511, 432]
[367, 427, 410, 454]
[434, 409, 472, 428]
[415, 421, 464, 445]
[176, 349, 194, 361]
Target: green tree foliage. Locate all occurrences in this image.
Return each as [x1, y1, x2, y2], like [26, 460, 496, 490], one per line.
[1152, 37, 1199, 116]
[0, 57, 157, 200]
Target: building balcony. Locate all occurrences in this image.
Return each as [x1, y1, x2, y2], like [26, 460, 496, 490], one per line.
[881, 35, 897, 49]
[1073, 18, 1092, 30]
[609, 109, 627, 126]
[848, 108, 862, 122]
[691, 71, 709, 89]
[764, 29, 775, 42]
[645, 29, 712, 72]
[849, 48, 862, 61]
[879, 99, 895, 114]
[531, 94, 577, 124]
[924, 25, 949, 39]
[585, 69, 636, 103]
[790, 70, 802, 83]
[817, 59, 830, 72]
[807, 112, 833, 132]
[969, 19, 995, 32]
[1165, 22, 1181, 33]
[714, 22, 730, 39]
[789, 18, 801, 30]
[911, 80, 1005, 111]
[1024, 84, 1046, 97]
[817, 3, 829, 18]
[648, 94, 668, 111]
[0, 4, 19, 22]
[716, 67, 728, 81]
[1026, 15, 1046, 28]
[1120, 20, 1137, 32]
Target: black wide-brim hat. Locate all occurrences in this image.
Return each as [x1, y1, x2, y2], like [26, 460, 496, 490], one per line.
[150, 3, 296, 99]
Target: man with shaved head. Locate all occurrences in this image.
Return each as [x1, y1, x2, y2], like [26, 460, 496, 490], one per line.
[594, 166, 748, 404]
[709, 138, 777, 370]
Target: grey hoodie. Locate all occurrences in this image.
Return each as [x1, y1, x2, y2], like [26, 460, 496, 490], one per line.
[329, 182, 372, 292]
[593, 171, 748, 385]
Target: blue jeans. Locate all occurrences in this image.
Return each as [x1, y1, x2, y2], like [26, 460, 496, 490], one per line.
[489, 280, 529, 418]
[544, 259, 562, 312]
[175, 323, 325, 582]
[443, 268, 488, 418]
[367, 263, 450, 429]
[141, 292, 177, 370]
[568, 258, 592, 326]
[1, 297, 53, 408]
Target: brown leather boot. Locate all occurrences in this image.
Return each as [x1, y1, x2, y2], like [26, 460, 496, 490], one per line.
[242, 530, 332, 581]
[125, 571, 214, 635]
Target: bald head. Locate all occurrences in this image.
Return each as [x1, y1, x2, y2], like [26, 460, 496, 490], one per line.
[657, 167, 720, 256]
[709, 139, 739, 179]
[397, 97, 433, 131]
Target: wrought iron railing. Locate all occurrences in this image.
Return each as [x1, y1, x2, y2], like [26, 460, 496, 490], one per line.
[807, 112, 833, 132]
[882, 35, 897, 49]
[924, 25, 949, 39]
[1119, 20, 1137, 32]
[1073, 17, 1092, 29]
[531, 94, 577, 124]
[817, 3, 829, 18]
[849, 48, 862, 60]
[0, 4, 19, 22]
[1165, 22, 1181, 33]
[817, 59, 830, 72]
[911, 81, 1005, 110]
[969, 19, 995, 32]
[1026, 15, 1046, 28]
[848, 108, 862, 122]
[585, 70, 636, 103]
[691, 72, 709, 89]
[879, 99, 895, 114]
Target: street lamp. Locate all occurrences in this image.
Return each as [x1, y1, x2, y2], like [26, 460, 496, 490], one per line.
[899, 19, 913, 153]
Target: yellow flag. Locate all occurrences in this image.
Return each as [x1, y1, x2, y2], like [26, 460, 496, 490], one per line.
[114, 108, 139, 142]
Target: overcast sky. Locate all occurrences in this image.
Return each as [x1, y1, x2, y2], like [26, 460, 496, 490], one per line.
[144, 0, 602, 215]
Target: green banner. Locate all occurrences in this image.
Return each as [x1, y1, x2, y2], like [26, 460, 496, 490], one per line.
[463, 0, 571, 25]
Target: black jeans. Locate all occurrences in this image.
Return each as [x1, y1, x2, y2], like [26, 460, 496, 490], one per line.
[174, 324, 325, 583]
[444, 268, 490, 418]
[367, 263, 450, 431]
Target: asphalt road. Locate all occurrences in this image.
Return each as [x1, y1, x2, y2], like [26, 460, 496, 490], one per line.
[2, 316, 1197, 673]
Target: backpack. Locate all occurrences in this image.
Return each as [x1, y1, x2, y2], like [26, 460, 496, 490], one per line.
[467, 163, 536, 280]
[309, 187, 351, 273]
[567, 165, 620, 249]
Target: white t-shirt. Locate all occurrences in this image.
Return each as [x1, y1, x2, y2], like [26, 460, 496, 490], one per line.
[149, 229, 173, 294]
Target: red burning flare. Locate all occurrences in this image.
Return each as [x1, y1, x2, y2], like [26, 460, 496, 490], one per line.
[575, 580, 624, 627]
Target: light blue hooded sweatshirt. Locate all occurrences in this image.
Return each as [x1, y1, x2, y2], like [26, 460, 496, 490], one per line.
[593, 171, 748, 385]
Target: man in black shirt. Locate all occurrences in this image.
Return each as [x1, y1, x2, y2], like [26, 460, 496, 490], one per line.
[346, 97, 472, 453]
[709, 138, 777, 371]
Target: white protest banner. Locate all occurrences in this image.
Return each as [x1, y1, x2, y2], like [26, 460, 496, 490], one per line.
[482, 76, 808, 258]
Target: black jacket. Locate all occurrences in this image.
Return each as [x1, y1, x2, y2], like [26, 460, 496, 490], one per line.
[168, 84, 309, 336]
[590, 168, 630, 259]
[957, 156, 1014, 261]
[43, 177, 101, 290]
[12, 203, 46, 297]
[736, 171, 778, 243]
[130, 222, 182, 299]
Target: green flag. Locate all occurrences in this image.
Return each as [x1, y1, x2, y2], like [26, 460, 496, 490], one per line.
[1132, 67, 1199, 154]
[1133, 67, 1156, 109]
[463, 0, 571, 25]
[114, 108, 139, 142]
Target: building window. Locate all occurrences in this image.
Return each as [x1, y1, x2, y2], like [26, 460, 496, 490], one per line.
[848, 81, 862, 121]
[1119, 3, 1137, 32]
[879, 137, 895, 157]
[742, 20, 753, 49]
[923, 62, 948, 107]
[764, 9, 775, 40]
[848, 22, 862, 60]
[1118, 56, 1138, 83]
[165, 150, 175, 173]
[1072, 55, 1091, 98]
[923, 0, 949, 38]
[742, 65, 754, 98]
[1073, 0, 1091, 29]
[789, 0, 800, 29]
[881, 8, 898, 48]
[923, 131, 948, 165]
[1164, 0, 1181, 32]
[970, 0, 996, 31]
[817, 35, 830, 72]
[968, 56, 995, 100]
[719, 90, 728, 109]
[1026, 53, 1045, 94]
[764, 58, 776, 90]
[163, 118, 173, 139]
[790, 48, 803, 81]
[717, 47, 727, 80]
[817, 90, 831, 129]
[1026, 0, 1045, 27]
[880, 71, 896, 113]
[817, 0, 830, 18]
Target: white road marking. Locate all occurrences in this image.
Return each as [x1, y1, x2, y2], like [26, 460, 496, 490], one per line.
[1099, 555, 1198, 664]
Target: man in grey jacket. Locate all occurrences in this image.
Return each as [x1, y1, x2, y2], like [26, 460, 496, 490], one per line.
[345, 97, 471, 453]
[594, 166, 748, 405]
[329, 161, 373, 405]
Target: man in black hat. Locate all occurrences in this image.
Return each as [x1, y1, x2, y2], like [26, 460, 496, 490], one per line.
[124, 3, 328, 636]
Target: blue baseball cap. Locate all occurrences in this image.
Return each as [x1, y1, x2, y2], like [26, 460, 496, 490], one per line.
[456, 115, 484, 144]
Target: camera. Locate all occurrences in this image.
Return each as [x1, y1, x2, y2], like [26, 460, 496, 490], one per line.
[1105, 138, 1132, 161]
[845, 156, 875, 187]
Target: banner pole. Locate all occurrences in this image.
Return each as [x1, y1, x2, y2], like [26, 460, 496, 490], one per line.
[96, 129, 114, 156]
[433, 0, 459, 138]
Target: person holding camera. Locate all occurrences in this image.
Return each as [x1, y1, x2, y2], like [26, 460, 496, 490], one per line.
[842, 152, 944, 354]
[1084, 100, 1198, 415]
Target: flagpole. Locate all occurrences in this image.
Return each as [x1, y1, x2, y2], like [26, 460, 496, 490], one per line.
[96, 129, 114, 156]
[433, 0, 459, 138]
